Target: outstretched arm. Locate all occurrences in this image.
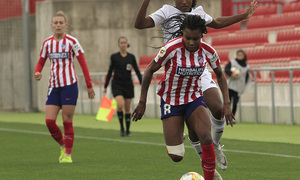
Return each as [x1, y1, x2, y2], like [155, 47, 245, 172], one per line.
[131, 60, 161, 121]
[207, 0, 258, 29]
[135, 0, 155, 29]
[213, 65, 235, 127]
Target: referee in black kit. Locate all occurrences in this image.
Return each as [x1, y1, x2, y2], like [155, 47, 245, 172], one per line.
[104, 36, 142, 137]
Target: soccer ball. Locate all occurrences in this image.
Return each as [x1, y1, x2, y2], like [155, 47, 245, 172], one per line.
[180, 172, 205, 180]
[231, 67, 240, 78]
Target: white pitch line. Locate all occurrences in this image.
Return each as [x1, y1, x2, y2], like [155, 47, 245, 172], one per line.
[1, 127, 299, 159]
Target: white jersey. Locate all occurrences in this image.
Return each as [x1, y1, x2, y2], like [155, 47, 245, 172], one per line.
[154, 37, 220, 106]
[149, 4, 213, 44]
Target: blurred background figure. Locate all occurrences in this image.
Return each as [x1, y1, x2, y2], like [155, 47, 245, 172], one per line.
[225, 49, 252, 122]
[103, 36, 142, 137]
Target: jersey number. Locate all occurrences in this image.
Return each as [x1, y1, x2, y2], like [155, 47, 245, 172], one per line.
[164, 104, 171, 115]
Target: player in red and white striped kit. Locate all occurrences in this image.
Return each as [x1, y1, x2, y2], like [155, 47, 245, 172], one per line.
[135, 0, 257, 175]
[132, 15, 231, 180]
[34, 11, 95, 163]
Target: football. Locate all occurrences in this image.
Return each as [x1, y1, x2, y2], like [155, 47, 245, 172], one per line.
[231, 67, 240, 78]
[180, 172, 205, 180]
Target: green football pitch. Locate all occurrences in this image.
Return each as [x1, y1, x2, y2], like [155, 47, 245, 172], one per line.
[0, 113, 299, 180]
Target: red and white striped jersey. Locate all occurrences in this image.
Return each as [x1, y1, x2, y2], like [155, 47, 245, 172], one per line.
[35, 34, 92, 88]
[154, 37, 220, 106]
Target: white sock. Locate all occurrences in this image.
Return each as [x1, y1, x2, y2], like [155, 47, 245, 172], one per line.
[188, 137, 202, 160]
[211, 115, 225, 145]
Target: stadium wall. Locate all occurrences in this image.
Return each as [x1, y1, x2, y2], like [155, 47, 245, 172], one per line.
[0, 0, 225, 112]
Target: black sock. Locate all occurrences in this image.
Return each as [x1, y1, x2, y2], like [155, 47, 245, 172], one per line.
[117, 111, 124, 131]
[125, 113, 131, 133]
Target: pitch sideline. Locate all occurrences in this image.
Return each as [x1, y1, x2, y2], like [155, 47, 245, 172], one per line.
[1, 127, 299, 159]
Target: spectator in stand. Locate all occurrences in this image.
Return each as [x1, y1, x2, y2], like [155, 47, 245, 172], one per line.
[225, 49, 252, 122]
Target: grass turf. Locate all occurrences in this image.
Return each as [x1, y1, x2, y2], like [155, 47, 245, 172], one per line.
[0, 112, 299, 179]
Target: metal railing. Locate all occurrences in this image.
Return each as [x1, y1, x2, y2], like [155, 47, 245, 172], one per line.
[78, 66, 300, 125]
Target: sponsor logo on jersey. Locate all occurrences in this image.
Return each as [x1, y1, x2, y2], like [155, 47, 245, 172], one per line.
[49, 52, 69, 59]
[176, 66, 205, 76]
[210, 53, 219, 63]
[158, 47, 166, 59]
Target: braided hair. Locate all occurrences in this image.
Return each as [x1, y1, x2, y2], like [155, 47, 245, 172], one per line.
[162, 14, 207, 42]
[192, 0, 197, 8]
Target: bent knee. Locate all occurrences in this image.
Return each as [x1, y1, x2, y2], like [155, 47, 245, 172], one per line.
[200, 134, 213, 146]
[166, 143, 185, 162]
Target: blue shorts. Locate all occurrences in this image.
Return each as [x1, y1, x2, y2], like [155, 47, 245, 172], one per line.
[46, 82, 78, 107]
[160, 97, 207, 121]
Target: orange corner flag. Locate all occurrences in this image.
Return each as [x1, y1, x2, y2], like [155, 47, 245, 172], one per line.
[96, 96, 117, 122]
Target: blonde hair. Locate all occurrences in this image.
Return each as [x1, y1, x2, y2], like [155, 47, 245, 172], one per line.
[53, 11, 66, 23]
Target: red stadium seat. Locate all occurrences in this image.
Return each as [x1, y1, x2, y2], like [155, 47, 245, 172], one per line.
[138, 55, 155, 70]
[282, 2, 300, 13]
[238, 4, 277, 17]
[246, 12, 300, 30]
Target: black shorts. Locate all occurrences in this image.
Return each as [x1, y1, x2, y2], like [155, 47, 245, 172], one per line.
[111, 83, 134, 99]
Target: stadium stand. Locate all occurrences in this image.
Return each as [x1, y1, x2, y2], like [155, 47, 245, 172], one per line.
[282, 1, 300, 13]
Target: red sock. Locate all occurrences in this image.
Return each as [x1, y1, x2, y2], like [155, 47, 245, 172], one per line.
[45, 119, 64, 146]
[63, 122, 74, 155]
[201, 143, 216, 180]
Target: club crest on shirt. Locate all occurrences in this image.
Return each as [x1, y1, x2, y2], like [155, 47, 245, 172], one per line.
[126, 64, 132, 71]
[158, 47, 166, 59]
[198, 55, 204, 65]
[61, 43, 66, 50]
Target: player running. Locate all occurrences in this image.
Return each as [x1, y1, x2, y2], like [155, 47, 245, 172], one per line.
[132, 15, 230, 180]
[134, 0, 257, 172]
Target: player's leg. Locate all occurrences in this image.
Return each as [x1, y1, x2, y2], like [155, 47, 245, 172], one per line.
[163, 116, 185, 162]
[160, 98, 185, 162]
[186, 98, 216, 180]
[60, 105, 76, 163]
[203, 87, 227, 171]
[124, 98, 132, 136]
[45, 105, 63, 146]
[115, 95, 125, 136]
[124, 85, 134, 136]
[45, 87, 65, 162]
[59, 83, 78, 163]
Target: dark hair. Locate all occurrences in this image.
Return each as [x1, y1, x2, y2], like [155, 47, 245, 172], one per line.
[236, 49, 247, 61]
[191, 0, 197, 8]
[162, 14, 207, 42]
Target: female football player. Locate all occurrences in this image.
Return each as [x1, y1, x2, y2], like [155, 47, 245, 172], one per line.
[132, 15, 231, 180]
[134, 0, 257, 172]
[34, 11, 95, 163]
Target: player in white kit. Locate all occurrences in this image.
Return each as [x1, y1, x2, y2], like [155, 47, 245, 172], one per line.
[134, 0, 257, 173]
